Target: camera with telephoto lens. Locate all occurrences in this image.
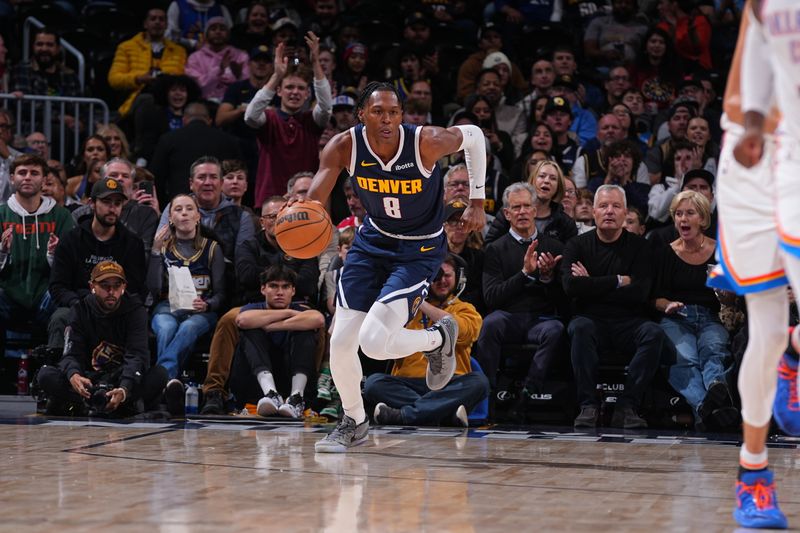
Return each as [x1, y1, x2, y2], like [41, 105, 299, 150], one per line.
[86, 383, 113, 413]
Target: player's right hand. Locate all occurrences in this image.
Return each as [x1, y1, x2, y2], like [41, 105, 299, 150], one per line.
[733, 131, 764, 168]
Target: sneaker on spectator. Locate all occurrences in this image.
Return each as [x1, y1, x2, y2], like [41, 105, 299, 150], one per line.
[574, 405, 599, 428]
[317, 369, 332, 401]
[320, 398, 342, 420]
[451, 404, 469, 428]
[611, 406, 647, 429]
[423, 315, 458, 391]
[256, 390, 283, 417]
[201, 389, 226, 415]
[278, 393, 305, 419]
[164, 379, 185, 417]
[373, 402, 404, 425]
[734, 469, 788, 529]
[315, 415, 369, 453]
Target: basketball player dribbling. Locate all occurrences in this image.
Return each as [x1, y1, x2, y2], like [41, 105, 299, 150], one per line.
[306, 82, 487, 453]
[709, 0, 800, 528]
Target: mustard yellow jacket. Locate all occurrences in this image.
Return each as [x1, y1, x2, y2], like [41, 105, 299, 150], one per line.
[108, 33, 187, 116]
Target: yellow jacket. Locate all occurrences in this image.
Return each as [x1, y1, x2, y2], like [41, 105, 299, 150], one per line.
[108, 33, 187, 116]
[391, 297, 482, 379]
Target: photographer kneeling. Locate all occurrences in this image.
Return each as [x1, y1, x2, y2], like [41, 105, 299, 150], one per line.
[38, 261, 175, 417]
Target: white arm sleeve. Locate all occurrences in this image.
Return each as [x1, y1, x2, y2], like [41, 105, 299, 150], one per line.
[741, 6, 773, 117]
[244, 86, 275, 129]
[454, 124, 487, 200]
[571, 156, 587, 188]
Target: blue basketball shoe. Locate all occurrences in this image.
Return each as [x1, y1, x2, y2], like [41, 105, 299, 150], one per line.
[733, 469, 787, 529]
[773, 328, 800, 436]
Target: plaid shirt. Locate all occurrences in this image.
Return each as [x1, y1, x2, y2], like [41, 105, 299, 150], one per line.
[10, 62, 82, 97]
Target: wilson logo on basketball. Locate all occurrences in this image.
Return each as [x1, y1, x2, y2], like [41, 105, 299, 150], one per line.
[277, 212, 310, 225]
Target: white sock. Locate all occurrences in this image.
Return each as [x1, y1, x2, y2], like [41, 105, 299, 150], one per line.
[740, 445, 768, 470]
[257, 371, 276, 396]
[291, 374, 307, 397]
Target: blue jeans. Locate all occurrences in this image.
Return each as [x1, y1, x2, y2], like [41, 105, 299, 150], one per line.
[663, 305, 731, 410]
[0, 288, 55, 324]
[363, 373, 490, 425]
[152, 301, 217, 379]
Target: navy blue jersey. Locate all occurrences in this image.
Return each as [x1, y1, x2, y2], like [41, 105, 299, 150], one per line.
[347, 123, 444, 238]
[163, 237, 218, 298]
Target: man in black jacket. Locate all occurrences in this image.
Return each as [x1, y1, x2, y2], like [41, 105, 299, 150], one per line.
[47, 178, 146, 349]
[149, 102, 242, 206]
[476, 182, 566, 412]
[37, 262, 170, 416]
[561, 184, 667, 429]
[200, 195, 319, 414]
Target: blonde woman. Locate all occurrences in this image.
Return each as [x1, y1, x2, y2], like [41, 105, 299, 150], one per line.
[97, 123, 131, 160]
[485, 159, 577, 244]
[653, 190, 734, 430]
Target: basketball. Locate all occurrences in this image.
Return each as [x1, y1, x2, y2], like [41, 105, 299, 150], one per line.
[274, 201, 335, 259]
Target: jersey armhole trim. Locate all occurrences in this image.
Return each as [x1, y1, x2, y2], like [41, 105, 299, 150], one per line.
[347, 128, 356, 176]
[415, 126, 433, 178]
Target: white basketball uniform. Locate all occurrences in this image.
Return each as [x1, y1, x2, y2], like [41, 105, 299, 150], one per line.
[708, 3, 790, 295]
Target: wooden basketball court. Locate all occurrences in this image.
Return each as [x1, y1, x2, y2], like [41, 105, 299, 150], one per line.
[4, 415, 800, 531]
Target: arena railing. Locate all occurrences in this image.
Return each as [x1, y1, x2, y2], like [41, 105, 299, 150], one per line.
[0, 93, 110, 162]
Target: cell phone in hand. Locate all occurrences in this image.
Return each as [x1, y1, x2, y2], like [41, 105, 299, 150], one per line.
[138, 181, 154, 195]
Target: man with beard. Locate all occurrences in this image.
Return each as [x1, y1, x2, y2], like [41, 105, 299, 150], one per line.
[10, 29, 82, 154]
[10, 28, 81, 101]
[47, 178, 146, 350]
[365, 254, 487, 427]
[0, 154, 74, 328]
[37, 261, 172, 417]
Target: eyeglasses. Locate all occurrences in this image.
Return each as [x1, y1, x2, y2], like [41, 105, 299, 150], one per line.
[29, 140, 49, 146]
[563, 190, 577, 197]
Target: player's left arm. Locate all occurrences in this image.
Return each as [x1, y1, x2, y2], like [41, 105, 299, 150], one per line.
[737, 1, 772, 167]
[420, 125, 487, 233]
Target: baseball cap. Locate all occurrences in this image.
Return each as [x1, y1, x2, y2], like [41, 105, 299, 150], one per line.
[91, 177, 127, 200]
[444, 198, 469, 220]
[681, 168, 714, 190]
[552, 74, 578, 91]
[404, 11, 431, 28]
[678, 74, 703, 91]
[332, 95, 356, 110]
[249, 45, 271, 61]
[668, 99, 698, 119]
[91, 261, 127, 284]
[477, 22, 500, 41]
[544, 96, 572, 117]
[483, 51, 511, 71]
[269, 8, 298, 31]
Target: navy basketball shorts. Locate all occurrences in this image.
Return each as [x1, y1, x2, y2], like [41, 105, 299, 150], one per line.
[336, 223, 447, 322]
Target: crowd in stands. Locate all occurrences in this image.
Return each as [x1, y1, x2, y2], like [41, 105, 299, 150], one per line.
[0, 0, 783, 432]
